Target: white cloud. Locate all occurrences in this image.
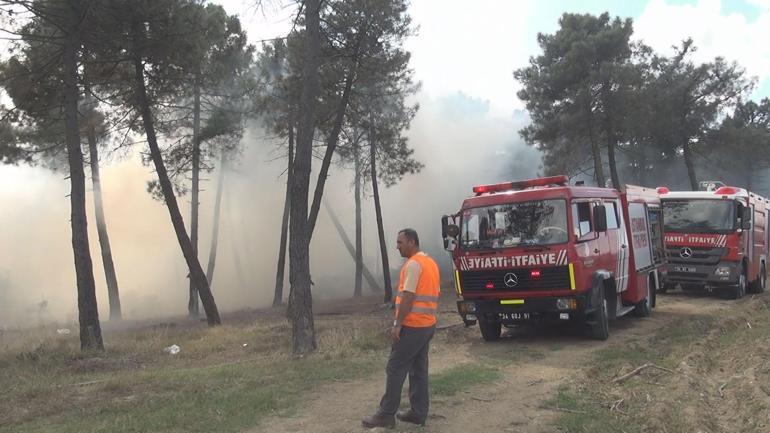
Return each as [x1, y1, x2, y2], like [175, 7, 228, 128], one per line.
[405, 0, 536, 116]
[635, 0, 770, 89]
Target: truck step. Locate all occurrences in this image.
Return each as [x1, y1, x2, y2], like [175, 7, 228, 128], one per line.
[616, 306, 635, 317]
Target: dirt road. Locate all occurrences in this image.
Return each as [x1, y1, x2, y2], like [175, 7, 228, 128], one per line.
[252, 292, 737, 433]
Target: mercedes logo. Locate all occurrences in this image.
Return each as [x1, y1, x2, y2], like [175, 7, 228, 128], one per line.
[680, 247, 693, 259]
[504, 273, 519, 287]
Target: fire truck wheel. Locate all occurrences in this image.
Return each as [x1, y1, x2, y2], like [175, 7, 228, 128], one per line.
[634, 281, 653, 317]
[478, 318, 501, 342]
[725, 267, 747, 300]
[588, 296, 610, 341]
[749, 263, 766, 294]
[658, 281, 674, 294]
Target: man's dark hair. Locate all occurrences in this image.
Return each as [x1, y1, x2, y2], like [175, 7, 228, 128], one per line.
[399, 228, 420, 246]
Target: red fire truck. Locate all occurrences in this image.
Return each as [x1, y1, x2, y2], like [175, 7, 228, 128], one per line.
[441, 175, 666, 341]
[659, 183, 769, 298]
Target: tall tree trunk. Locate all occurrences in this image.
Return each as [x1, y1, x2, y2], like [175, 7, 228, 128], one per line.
[87, 122, 122, 321]
[637, 144, 648, 186]
[224, 180, 248, 290]
[274, 126, 294, 307]
[606, 141, 620, 190]
[601, 85, 621, 189]
[586, 106, 605, 187]
[681, 141, 698, 190]
[288, 0, 321, 354]
[205, 153, 226, 286]
[746, 160, 753, 191]
[353, 138, 363, 297]
[189, 76, 202, 317]
[63, 15, 103, 351]
[324, 201, 382, 292]
[307, 69, 355, 237]
[131, 24, 220, 325]
[370, 136, 392, 303]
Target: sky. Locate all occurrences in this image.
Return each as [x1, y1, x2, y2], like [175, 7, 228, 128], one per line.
[222, 0, 770, 116]
[3, 0, 770, 323]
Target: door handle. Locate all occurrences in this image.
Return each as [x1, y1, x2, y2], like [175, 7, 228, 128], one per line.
[593, 248, 600, 254]
[621, 244, 627, 249]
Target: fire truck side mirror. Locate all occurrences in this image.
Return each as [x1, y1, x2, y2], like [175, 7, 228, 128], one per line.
[741, 207, 752, 230]
[593, 204, 608, 232]
[441, 215, 460, 251]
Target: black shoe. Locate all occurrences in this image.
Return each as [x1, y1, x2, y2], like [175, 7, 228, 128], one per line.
[362, 413, 396, 429]
[396, 410, 425, 426]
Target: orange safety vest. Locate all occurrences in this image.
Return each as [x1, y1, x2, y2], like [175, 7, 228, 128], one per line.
[395, 252, 440, 327]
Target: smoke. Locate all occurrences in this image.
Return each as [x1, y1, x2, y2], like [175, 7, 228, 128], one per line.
[0, 91, 539, 326]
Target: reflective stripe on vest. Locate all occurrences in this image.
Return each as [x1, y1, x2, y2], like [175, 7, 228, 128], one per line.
[395, 253, 441, 327]
[395, 293, 440, 303]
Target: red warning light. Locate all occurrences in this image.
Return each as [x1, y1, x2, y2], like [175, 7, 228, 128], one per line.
[485, 282, 494, 289]
[714, 186, 740, 196]
[472, 175, 568, 195]
[530, 269, 542, 279]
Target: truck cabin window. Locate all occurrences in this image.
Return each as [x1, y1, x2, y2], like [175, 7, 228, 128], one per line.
[573, 202, 592, 238]
[461, 199, 568, 249]
[663, 199, 736, 233]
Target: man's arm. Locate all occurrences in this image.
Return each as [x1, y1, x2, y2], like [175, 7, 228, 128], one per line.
[390, 291, 414, 343]
[394, 291, 416, 327]
[391, 259, 421, 342]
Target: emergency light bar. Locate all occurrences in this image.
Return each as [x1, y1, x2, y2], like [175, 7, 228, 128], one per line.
[714, 186, 740, 195]
[656, 186, 669, 194]
[472, 175, 568, 195]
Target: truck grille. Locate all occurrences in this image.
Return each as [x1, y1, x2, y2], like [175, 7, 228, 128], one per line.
[666, 271, 709, 280]
[666, 246, 726, 265]
[459, 266, 570, 292]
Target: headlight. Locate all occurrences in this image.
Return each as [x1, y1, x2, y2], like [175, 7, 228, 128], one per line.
[714, 266, 731, 277]
[465, 302, 476, 313]
[556, 298, 577, 310]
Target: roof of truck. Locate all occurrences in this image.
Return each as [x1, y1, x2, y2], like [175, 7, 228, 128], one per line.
[660, 188, 749, 200]
[460, 176, 670, 209]
[462, 185, 619, 209]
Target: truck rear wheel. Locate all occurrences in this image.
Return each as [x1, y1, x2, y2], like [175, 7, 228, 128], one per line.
[587, 294, 610, 341]
[658, 281, 672, 294]
[478, 317, 501, 341]
[634, 280, 653, 317]
[749, 263, 766, 294]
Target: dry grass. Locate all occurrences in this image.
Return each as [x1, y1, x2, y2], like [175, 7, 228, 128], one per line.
[0, 299, 393, 433]
[549, 294, 770, 433]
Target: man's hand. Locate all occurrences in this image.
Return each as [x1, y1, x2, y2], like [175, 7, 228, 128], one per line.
[390, 324, 401, 343]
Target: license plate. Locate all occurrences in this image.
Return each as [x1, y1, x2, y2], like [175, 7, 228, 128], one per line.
[673, 266, 696, 273]
[499, 312, 531, 321]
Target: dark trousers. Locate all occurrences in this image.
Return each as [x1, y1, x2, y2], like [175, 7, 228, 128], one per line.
[378, 325, 435, 421]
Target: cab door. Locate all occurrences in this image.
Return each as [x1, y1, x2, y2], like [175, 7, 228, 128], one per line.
[604, 200, 629, 293]
[572, 200, 607, 279]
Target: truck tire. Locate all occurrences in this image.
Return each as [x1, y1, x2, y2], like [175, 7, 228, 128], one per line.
[724, 266, 747, 300]
[658, 282, 672, 294]
[478, 318, 501, 341]
[749, 263, 766, 294]
[634, 279, 653, 317]
[588, 293, 610, 341]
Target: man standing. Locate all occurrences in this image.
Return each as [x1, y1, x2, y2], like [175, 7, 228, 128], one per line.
[362, 228, 440, 429]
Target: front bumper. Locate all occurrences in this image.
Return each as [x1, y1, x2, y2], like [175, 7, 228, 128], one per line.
[457, 294, 590, 324]
[665, 261, 740, 288]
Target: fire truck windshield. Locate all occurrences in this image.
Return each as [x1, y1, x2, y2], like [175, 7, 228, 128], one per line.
[460, 199, 568, 249]
[663, 199, 736, 233]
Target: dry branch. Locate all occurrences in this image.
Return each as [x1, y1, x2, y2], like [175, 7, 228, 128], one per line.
[611, 363, 677, 384]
